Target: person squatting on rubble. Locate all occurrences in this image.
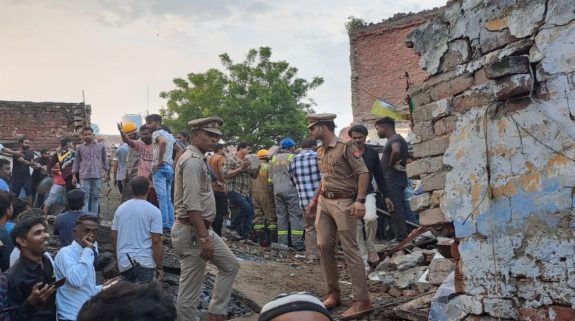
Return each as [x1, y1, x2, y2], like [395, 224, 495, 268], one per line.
[172, 116, 240, 321]
[224, 142, 258, 240]
[348, 124, 394, 270]
[288, 137, 321, 262]
[306, 113, 373, 320]
[376, 117, 410, 242]
[251, 149, 277, 246]
[269, 138, 305, 251]
[72, 127, 109, 215]
[146, 114, 177, 231]
[111, 176, 163, 284]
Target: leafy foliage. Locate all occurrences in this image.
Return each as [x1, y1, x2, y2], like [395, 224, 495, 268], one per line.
[160, 47, 323, 147]
[345, 16, 367, 32]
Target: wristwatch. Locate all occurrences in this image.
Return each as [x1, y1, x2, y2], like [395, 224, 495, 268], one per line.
[199, 236, 211, 243]
[356, 198, 366, 204]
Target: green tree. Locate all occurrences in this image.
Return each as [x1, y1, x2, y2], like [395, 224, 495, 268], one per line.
[160, 47, 324, 147]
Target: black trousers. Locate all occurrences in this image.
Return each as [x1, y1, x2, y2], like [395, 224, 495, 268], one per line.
[387, 183, 408, 241]
[212, 191, 228, 236]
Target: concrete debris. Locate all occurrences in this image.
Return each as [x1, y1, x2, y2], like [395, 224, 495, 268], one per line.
[391, 251, 425, 271]
[428, 256, 456, 285]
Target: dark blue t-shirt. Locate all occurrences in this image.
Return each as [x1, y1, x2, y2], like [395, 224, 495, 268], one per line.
[54, 211, 97, 246]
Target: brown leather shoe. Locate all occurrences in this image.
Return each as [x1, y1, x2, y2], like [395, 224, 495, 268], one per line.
[340, 300, 374, 320]
[207, 313, 226, 321]
[322, 292, 341, 309]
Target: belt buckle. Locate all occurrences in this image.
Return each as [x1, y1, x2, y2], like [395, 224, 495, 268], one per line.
[327, 192, 334, 199]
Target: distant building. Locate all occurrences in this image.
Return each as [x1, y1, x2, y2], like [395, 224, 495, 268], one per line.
[348, 8, 442, 127]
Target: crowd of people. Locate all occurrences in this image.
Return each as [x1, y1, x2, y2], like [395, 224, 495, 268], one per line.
[0, 112, 420, 321]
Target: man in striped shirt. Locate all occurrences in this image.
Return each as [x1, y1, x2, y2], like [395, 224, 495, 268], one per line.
[288, 137, 321, 260]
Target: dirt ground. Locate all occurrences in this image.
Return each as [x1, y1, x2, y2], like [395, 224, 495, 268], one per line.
[97, 184, 401, 321]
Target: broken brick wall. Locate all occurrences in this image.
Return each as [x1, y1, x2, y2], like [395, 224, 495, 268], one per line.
[0, 101, 91, 150]
[406, 0, 575, 320]
[349, 9, 440, 125]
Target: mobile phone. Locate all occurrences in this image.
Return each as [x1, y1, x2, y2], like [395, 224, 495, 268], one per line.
[49, 278, 66, 289]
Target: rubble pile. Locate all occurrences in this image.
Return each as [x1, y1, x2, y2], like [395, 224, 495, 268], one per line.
[369, 234, 456, 320]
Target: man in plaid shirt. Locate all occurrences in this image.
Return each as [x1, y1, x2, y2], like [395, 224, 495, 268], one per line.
[288, 138, 320, 261]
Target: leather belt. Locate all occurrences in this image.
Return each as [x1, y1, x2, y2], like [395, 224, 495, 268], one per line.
[177, 217, 211, 230]
[320, 191, 356, 200]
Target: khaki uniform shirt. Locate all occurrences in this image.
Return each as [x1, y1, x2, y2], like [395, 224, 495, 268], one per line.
[174, 145, 216, 222]
[252, 162, 273, 193]
[317, 137, 369, 193]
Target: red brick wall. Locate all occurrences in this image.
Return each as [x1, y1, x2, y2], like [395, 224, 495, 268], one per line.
[0, 101, 91, 150]
[349, 10, 441, 125]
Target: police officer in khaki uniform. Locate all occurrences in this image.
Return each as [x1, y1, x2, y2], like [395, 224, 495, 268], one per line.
[172, 116, 240, 321]
[305, 113, 373, 320]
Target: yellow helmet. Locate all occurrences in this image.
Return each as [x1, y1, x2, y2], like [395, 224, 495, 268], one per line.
[256, 149, 269, 159]
[122, 122, 138, 135]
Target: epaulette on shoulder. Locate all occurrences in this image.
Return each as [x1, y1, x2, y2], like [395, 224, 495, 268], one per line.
[189, 152, 202, 159]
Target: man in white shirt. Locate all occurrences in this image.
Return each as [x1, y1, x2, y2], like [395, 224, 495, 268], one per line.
[111, 176, 163, 283]
[54, 215, 104, 321]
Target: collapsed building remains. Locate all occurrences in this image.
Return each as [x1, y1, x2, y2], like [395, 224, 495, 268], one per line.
[405, 0, 575, 319]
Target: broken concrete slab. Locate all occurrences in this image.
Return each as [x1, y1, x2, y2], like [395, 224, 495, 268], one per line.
[533, 21, 575, 79]
[545, 0, 575, 26]
[391, 251, 425, 271]
[508, 0, 546, 38]
[406, 18, 449, 75]
[428, 257, 456, 285]
[396, 266, 429, 289]
[409, 193, 431, 212]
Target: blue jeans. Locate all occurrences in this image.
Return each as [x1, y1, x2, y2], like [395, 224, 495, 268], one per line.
[80, 178, 102, 214]
[121, 266, 155, 283]
[228, 191, 254, 238]
[153, 164, 175, 229]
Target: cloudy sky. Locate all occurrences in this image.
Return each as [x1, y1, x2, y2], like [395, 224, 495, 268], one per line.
[1, 0, 444, 134]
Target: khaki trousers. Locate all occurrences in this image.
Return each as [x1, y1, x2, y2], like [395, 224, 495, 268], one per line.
[252, 190, 277, 229]
[315, 196, 369, 301]
[356, 219, 378, 254]
[304, 213, 319, 258]
[172, 222, 240, 320]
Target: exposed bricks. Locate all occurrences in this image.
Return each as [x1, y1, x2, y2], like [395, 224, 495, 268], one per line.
[413, 121, 434, 141]
[494, 74, 534, 99]
[0, 101, 90, 150]
[421, 172, 447, 192]
[453, 88, 494, 112]
[485, 55, 530, 79]
[434, 115, 457, 136]
[413, 135, 450, 158]
[412, 98, 452, 123]
[349, 12, 434, 124]
[430, 73, 475, 102]
[431, 190, 444, 207]
[407, 156, 444, 178]
[419, 207, 447, 226]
